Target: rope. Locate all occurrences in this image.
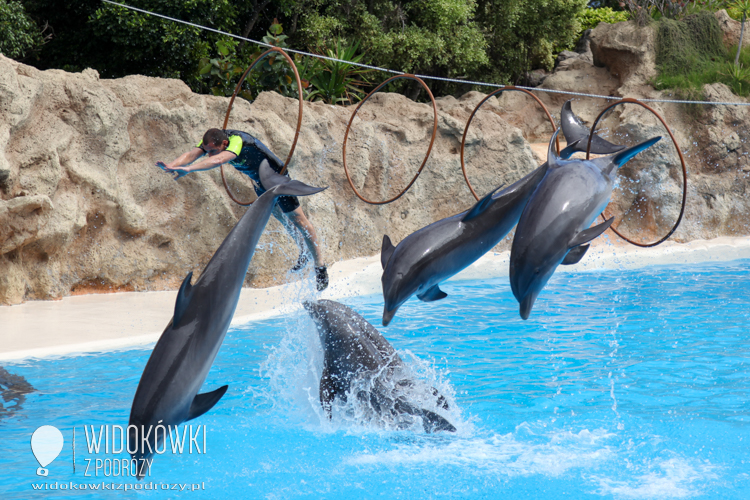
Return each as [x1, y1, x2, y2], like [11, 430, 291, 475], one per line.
[101, 0, 750, 107]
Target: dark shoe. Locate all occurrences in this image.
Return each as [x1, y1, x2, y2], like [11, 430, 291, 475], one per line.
[315, 266, 329, 291]
[291, 252, 309, 273]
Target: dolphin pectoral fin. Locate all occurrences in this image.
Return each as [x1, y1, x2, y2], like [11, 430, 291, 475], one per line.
[186, 385, 228, 421]
[381, 235, 396, 270]
[461, 184, 504, 222]
[569, 217, 614, 248]
[173, 271, 194, 325]
[561, 244, 590, 265]
[417, 285, 447, 302]
[259, 160, 327, 197]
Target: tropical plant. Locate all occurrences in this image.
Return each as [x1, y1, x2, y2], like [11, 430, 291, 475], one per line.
[730, 1, 750, 65]
[0, 0, 47, 60]
[305, 40, 372, 105]
[720, 60, 750, 93]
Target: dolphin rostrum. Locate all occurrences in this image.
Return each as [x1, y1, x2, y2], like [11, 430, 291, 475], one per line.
[510, 129, 661, 320]
[128, 161, 326, 477]
[303, 299, 456, 433]
[380, 100, 625, 326]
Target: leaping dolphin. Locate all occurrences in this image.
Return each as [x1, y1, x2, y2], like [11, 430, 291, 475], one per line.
[510, 130, 661, 319]
[303, 299, 456, 433]
[128, 161, 326, 478]
[380, 100, 625, 326]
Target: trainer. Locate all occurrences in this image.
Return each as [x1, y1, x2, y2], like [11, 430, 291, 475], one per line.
[157, 128, 328, 291]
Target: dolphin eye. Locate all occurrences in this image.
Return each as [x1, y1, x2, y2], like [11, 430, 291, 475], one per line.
[534, 268, 541, 275]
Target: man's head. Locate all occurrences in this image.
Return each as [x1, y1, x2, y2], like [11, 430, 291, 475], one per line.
[202, 128, 229, 156]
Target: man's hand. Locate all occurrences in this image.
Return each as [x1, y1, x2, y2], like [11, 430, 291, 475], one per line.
[156, 161, 189, 180]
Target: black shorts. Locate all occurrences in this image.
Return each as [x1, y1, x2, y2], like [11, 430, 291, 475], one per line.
[253, 182, 300, 213]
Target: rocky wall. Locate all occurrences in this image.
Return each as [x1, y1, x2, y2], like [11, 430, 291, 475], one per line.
[0, 15, 748, 305]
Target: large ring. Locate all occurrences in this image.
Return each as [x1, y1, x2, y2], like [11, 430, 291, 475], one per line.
[587, 98, 688, 247]
[221, 47, 303, 206]
[342, 74, 438, 205]
[460, 86, 558, 201]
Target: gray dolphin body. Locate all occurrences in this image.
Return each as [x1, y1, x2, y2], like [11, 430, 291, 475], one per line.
[303, 299, 456, 433]
[128, 161, 326, 477]
[379, 101, 625, 326]
[510, 130, 661, 319]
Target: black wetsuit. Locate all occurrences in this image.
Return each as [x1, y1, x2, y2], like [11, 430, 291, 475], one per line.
[198, 129, 300, 213]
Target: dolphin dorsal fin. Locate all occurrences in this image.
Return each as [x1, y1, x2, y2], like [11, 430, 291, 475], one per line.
[259, 160, 328, 197]
[561, 244, 590, 265]
[186, 385, 228, 421]
[381, 235, 395, 269]
[461, 184, 504, 222]
[569, 217, 614, 248]
[174, 271, 194, 325]
[560, 100, 626, 156]
[547, 129, 561, 169]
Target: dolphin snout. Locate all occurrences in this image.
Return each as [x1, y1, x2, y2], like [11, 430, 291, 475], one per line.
[519, 293, 538, 320]
[382, 308, 397, 327]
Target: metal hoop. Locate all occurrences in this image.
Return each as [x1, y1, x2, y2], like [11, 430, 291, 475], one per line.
[460, 86, 559, 201]
[221, 47, 304, 206]
[586, 98, 688, 248]
[342, 74, 438, 205]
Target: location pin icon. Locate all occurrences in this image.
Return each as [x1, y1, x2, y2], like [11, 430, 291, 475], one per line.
[31, 426, 64, 476]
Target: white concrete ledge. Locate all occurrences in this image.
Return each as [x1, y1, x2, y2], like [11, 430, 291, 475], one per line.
[1, 236, 749, 361]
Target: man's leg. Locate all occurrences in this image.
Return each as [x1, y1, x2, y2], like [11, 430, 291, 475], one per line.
[284, 207, 324, 267]
[285, 207, 328, 291]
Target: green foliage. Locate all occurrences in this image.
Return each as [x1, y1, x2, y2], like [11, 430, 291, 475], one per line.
[653, 12, 750, 97]
[305, 40, 372, 104]
[578, 7, 630, 31]
[298, 0, 488, 95]
[20, 0, 242, 90]
[474, 0, 588, 84]
[0, 0, 44, 59]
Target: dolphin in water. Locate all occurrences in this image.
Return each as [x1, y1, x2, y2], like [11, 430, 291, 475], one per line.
[128, 161, 326, 478]
[510, 130, 661, 320]
[380, 101, 625, 326]
[303, 299, 456, 433]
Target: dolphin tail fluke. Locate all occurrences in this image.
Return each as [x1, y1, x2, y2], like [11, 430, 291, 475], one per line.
[186, 385, 228, 421]
[561, 244, 590, 265]
[259, 160, 327, 197]
[381, 235, 395, 269]
[416, 284, 447, 302]
[560, 100, 626, 157]
[174, 271, 194, 325]
[569, 217, 614, 248]
[593, 136, 662, 176]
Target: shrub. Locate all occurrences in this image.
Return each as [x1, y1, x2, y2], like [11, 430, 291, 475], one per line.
[0, 0, 44, 59]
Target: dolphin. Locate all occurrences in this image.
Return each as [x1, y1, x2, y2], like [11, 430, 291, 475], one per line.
[303, 299, 456, 433]
[128, 161, 326, 478]
[379, 100, 625, 326]
[510, 130, 661, 320]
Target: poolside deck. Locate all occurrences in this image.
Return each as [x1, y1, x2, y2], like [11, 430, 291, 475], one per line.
[2, 236, 749, 361]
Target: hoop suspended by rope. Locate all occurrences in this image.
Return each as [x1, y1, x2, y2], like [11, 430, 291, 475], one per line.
[221, 47, 304, 206]
[342, 74, 438, 205]
[586, 98, 688, 248]
[460, 86, 559, 201]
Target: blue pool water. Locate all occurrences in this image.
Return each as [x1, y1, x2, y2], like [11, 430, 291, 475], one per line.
[1, 259, 749, 499]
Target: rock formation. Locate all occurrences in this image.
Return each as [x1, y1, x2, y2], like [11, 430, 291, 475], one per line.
[0, 15, 748, 305]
